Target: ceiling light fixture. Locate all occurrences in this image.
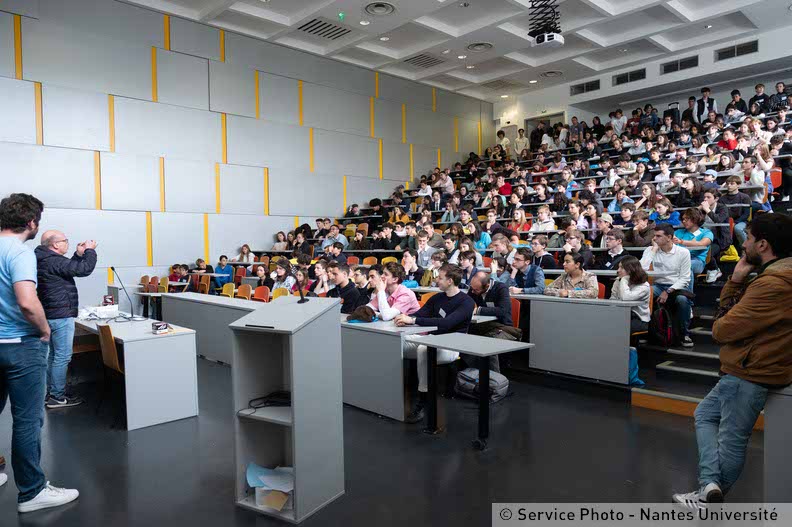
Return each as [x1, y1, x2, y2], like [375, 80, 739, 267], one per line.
[365, 2, 396, 16]
[529, 80, 538, 84]
[704, 24, 713, 29]
[379, 36, 390, 41]
[619, 48, 628, 52]
[458, 54, 467, 59]
[360, 20, 370, 25]
[500, 95, 509, 98]
[442, 49, 451, 54]
[466, 65, 475, 69]
[459, 2, 471, 7]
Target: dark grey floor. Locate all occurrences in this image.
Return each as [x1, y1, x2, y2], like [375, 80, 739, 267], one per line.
[0, 360, 764, 526]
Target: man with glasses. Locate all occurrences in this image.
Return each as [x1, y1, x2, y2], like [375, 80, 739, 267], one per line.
[507, 248, 545, 295]
[35, 230, 97, 409]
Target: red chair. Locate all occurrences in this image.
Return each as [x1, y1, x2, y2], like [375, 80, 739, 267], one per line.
[597, 282, 605, 299]
[233, 266, 247, 286]
[510, 298, 521, 329]
[347, 256, 360, 266]
[482, 256, 492, 268]
[251, 286, 270, 302]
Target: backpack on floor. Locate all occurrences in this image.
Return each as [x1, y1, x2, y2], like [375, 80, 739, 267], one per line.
[455, 368, 509, 404]
[649, 304, 678, 347]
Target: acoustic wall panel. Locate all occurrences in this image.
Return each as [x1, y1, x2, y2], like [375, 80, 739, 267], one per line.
[481, 102, 495, 149]
[151, 212, 204, 266]
[459, 118, 479, 157]
[42, 84, 109, 151]
[345, 177, 400, 209]
[225, 32, 374, 97]
[0, 12, 14, 79]
[313, 129, 378, 180]
[163, 158, 215, 213]
[218, 164, 265, 216]
[303, 82, 369, 137]
[0, 77, 35, 144]
[209, 60, 255, 118]
[0, 142, 95, 209]
[259, 71, 299, 125]
[267, 168, 342, 217]
[437, 91, 481, 122]
[156, 49, 209, 111]
[382, 141, 409, 182]
[114, 97, 222, 162]
[374, 98, 402, 145]
[379, 73, 432, 111]
[208, 213, 296, 262]
[170, 16, 221, 61]
[23, 19, 151, 101]
[34, 208, 148, 268]
[100, 152, 160, 212]
[405, 105, 436, 148]
[431, 113, 455, 156]
[412, 144, 437, 181]
[0, 0, 39, 18]
[226, 115, 308, 171]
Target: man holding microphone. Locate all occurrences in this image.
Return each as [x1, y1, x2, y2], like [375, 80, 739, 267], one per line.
[35, 231, 97, 409]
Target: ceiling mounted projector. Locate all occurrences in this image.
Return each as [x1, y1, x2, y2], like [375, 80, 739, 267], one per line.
[528, 0, 563, 48]
[531, 32, 564, 48]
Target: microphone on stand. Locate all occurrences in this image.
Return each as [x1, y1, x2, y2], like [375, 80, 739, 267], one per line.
[287, 265, 308, 304]
[111, 267, 147, 321]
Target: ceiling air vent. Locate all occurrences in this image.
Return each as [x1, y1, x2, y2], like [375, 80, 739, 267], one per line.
[467, 42, 493, 53]
[297, 18, 352, 41]
[481, 79, 526, 91]
[404, 54, 445, 69]
[540, 70, 563, 78]
[365, 2, 396, 16]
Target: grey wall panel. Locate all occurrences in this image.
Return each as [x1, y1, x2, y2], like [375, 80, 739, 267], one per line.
[0, 142, 95, 209]
[163, 158, 215, 213]
[209, 60, 255, 118]
[379, 73, 432, 111]
[481, 101, 495, 149]
[345, 177, 397, 209]
[208, 213, 295, 261]
[0, 77, 35, 144]
[382, 141, 409, 183]
[100, 152, 160, 212]
[226, 115, 308, 171]
[42, 84, 109, 151]
[151, 212, 204, 266]
[313, 129, 378, 180]
[459, 118, 479, 157]
[23, 18, 151, 101]
[0, 0, 39, 17]
[431, 112, 455, 156]
[114, 97, 222, 162]
[267, 168, 342, 217]
[259, 71, 298, 125]
[157, 49, 209, 111]
[437, 90, 481, 122]
[405, 105, 435, 148]
[303, 82, 369, 137]
[0, 12, 13, 79]
[374, 98, 402, 145]
[225, 32, 374, 97]
[38, 0, 162, 47]
[412, 144, 437, 180]
[33, 208, 148, 268]
[170, 16, 220, 61]
[219, 163, 265, 216]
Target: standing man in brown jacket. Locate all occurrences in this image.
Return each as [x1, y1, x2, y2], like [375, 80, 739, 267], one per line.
[673, 213, 792, 508]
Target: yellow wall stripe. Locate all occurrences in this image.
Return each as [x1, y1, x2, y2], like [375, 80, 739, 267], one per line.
[309, 127, 314, 172]
[145, 212, 153, 267]
[108, 95, 116, 152]
[437, 148, 441, 168]
[432, 88, 436, 112]
[163, 15, 171, 50]
[151, 47, 158, 102]
[454, 117, 459, 153]
[13, 15, 22, 80]
[94, 152, 102, 210]
[254, 70, 260, 119]
[219, 30, 225, 62]
[263, 167, 269, 215]
[159, 157, 165, 212]
[378, 138, 383, 180]
[374, 72, 379, 98]
[343, 176, 347, 212]
[221, 113, 228, 164]
[405, 181, 409, 190]
[409, 143, 414, 182]
[369, 97, 375, 138]
[214, 163, 221, 213]
[401, 104, 406, 144]
[107, 267, 114, 285]
[294, 216, 299, 229]
[203, 214, 210, 262]
[298, 80, 304, 126]
[477, 120, 482, 155]
[34, 82, 42, 145]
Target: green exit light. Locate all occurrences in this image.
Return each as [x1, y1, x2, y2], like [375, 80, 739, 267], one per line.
[338, 12, 345, 21]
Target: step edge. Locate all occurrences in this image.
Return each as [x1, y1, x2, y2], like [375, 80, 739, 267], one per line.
[657, 361, 720, 378]
[631, 388, 703, 404]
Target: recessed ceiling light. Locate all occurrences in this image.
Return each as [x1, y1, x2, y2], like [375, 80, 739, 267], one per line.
[458, 55, 467, 59]
[360, 20, 370, 25]
[459, 2, 471, 7]
[529, 80, 538, 84]
[466, 65, 475, 69]
[704, 24, 713, 29]
[442, 49, 451, 54]
[500, 95, 509, 98]
[619, 48, 628, 52]
[379, 36, 390, 41]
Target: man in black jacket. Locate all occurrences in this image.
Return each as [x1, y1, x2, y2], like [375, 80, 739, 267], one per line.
[467, 272, 514, 374]
[35, 231, 97, 409]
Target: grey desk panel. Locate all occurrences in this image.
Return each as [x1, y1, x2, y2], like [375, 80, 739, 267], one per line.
[764, 389, 792, 502]
[230, 296, 342, 335]
[340, 319, 436, 336]
[512, 294, 642, 308]
[404, 333, 533, 357]
[528, 299, 631, 384]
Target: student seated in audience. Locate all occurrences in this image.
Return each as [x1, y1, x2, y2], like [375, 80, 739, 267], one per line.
[597, 229, 628, 271]
[673, 208, 713, 280]
[401, 249, 424, 284]
[327, 242, 347, 265]
[488, 256, 512, 284]
[327, 262, 361, 314]
[443, 235, 459, 263]
[675, 176, 704, 209]
[440, 202, 459, 224]
[505, 193, 523, 219]
[508, 208, 531, 233]
[388, 206, 410, 225]
[309, 260, 334, 295]
[271, 260, 296, 293]
[562, 230, 594, 269]
[654, 159, 673, 192]
[528, 205, 556, 233]
[420, 251, 447, 287]
[720, 175, 752, 249]
[457, 238, 483, 267]
[545, 252, 599, 298]
[466, 270, 514, 372]
[292, 268, 313, 295]
[415, 230, 438, 269]
[398, 222, 419, 251]
[530, 235, 555, 269]
[314, 218, 328, 239]
[626, 210, 656, 247]
[698, 188, 730, 283]
[428, 190, 445, 213]
[272, 232, 288, 251]
[321, 224, 349, 250]
[374, 223, 400, 251]
[416, 180, 433, 197]
[395, 264, 476, 423]
[458, 251, 477, 289]
[193, 258, 214, 275]
[255, 264, 275, 290]
[293, 231, 312, 256]
[168, 264, 180, 282]
[422, 222, 445, 249]
[594, 213, 617, 248]
[649, 198, 681, 227]
[739, 156, 767, 211]
[641, 223, 694, 347]
[610, 256, 651, 334]
[491, 233, 518, 264]
[215, 255, 233, 287]
[349, 230, 370, 251]
[507, 248, 546, 295]
[614, 202, 636, 228]
[351, 265, 372, 304]
[366, 261, 420, 323]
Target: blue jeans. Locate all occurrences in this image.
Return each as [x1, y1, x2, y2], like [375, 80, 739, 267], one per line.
[47, 317, 75, 400]
[652, 283, 692, 337]
[694, 375, 768, 494]
[734, 222, 747, 246]
[0, 337, 48, 503]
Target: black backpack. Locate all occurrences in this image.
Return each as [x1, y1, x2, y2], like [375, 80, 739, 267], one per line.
[649, 304, 678, 347]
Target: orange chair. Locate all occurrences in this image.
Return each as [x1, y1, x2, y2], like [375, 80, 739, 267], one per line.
[347, 256, 360, 266]
[363, 256, 377, 265]
[233, 267, 247, 286]
[149, 276, 159, 287]
[768, 168, 782, 201]
[251, 286, 270, 302]
[419, 291, 438, 307]
[597, 282, 605, 299]
[482, 256, 492, 268]
[259, 255, 270, 268]
[198, 275, 211, 294]
[139, 275, 150, 287]
[510, 298, 521, 329]
[357, 223, 369, 236]
[235, 284, 252, 300]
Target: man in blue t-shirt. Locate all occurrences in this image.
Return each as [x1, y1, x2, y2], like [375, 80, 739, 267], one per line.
[673, 208, 713, 281]
[0, 193, 79, 512]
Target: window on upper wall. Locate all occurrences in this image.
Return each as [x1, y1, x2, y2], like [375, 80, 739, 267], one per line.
[612, 68, 646, 87]
[570, 80, 600, 96]
[715, 40, 758, 62]
[661, 55, 699, 75]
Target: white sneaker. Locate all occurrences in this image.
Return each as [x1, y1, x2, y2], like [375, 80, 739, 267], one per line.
[17, 482, 79, 513]
[672, 482, 723, 509]
[0, 473, 7, 487]
[783, 195, 790, 202]
[705, 269, 722, 283]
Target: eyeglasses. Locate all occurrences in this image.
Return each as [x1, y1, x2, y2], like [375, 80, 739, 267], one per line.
[52, 239, 69, 245]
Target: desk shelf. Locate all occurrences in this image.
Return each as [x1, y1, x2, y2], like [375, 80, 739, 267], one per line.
[238, 406, 293, 427]
[237, 496, 295, 522]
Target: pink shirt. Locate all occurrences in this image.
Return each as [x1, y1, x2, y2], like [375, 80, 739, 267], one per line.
[368, 284, 420, 315]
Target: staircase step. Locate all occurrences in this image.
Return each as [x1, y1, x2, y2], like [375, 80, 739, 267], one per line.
[690, 327, 713, 337]
[657, 360, 719, 378]
[666, 348, 719, 361]
[631, 388, 764, 430]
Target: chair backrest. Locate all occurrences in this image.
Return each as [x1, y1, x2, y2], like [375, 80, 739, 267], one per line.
[272, 287, 289, 299]
[97, 324, 123, 374]
[381, 256, 398, 264]
[347, 255, 360, 265]
[147, 283, 158, 293]
[544, 278, 554, 286]
[236, 284, 252, 300]
[597, 282, 605, 299]
[510, 298, 521, 329]
[149, 276, 159, 285]
[219, 283, 235, 298]
[234, 266, 246, 285]
[158, 285, 167, 293]
[482, 256, 492, 268]
[197, 282, 209, 295]
[252, 255, 259, 262]
[357, 223, 369, 236]
[362, 256, 378, 265]
[770, 168, 782, 189]
[308, 245, 315, 257]
[419, 291, 437, 307]
[159, 276, 168, 288]
[252, 286, 270, 302]
[140, 275, 150, 286]
[648, 286, 654, 316]
[259, 255, 270, 267]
